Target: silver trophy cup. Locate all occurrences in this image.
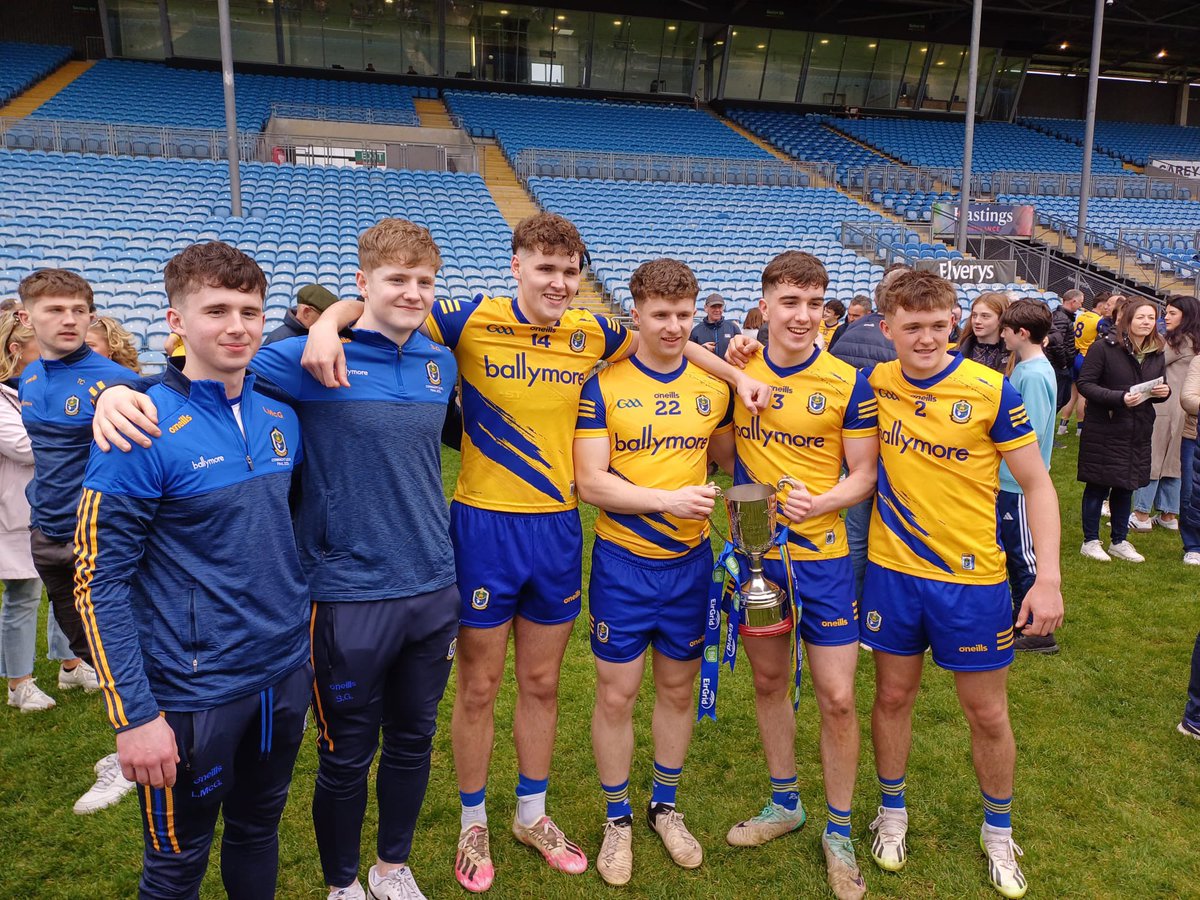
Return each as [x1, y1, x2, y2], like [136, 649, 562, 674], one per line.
[720, 482, 792, 636]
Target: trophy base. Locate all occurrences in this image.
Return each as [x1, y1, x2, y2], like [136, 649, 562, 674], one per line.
[738, 606, 793, 638]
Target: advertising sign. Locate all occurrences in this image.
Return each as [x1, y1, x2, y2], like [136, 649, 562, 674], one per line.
[932, 203, 1035, 238]
[915, 258, 1018, 284]
[1149, 159, 1200, 179]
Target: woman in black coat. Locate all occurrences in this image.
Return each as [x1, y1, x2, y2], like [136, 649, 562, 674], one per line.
[1077, 299, 1171, 562]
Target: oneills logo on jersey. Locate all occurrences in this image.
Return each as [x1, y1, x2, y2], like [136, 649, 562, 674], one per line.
[865, 610, 882, 632]
[951, 399, 973, 424]
[64, 395, 80, 416]
[426, 360, 442, 386]
[471, 587, 490, 610]
[807, 392, 827, 414]
[270, 427, 288, 458]
[696, 394, 711, 416]
[168, 414, 192, 434]
[570, 329, 587, 353]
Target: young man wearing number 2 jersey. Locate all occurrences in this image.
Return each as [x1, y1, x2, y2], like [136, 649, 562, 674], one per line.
[860, 270, 1063, 900]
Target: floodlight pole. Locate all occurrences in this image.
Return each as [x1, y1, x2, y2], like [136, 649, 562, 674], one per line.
[955, 0, 983, 251]
[217, 0, 243, 217]
[1077, 0, 1105, 256]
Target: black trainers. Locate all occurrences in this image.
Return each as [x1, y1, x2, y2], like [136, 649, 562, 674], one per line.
[1013, 633, 1059, 655]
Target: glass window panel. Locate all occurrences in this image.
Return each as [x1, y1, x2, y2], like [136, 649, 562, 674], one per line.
[278, 0, 371, 71]
[898, 42, 927, 109]
[922, 43, 964, 110]
[865, 39, 908, 108]
[657, 20, 698, 94]
[839, 36, 879, 107]
[989, 56, 1025, 120]
[970, 47, 999, 115]
[443, 1, 476, 78]
[623, 17, 664, 94]
[724, 26, 771, 100]
[165, 0, 218, 58]
[801, 33, 846, 105]
[550, 9, 589, 88]
[591, 15, 630, 90]
[108, 0, 165, 59]
[759, 28, 806, 102]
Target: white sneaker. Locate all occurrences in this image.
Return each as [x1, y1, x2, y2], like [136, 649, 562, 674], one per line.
[1108, 540, 1145, 563]
[1101, 500, 1110, 518]
[868, 806, 908, 872]
[328, 882, 366, 900]
[368, 865, 427, 900]
[1128, 515, 1153, 532]
[1183, 552, 1200, 566]
[1056, 423, 1068, 436]
[1152, 515, 1180, 531]
[73, 753, 135, 814]
[980, 825, 1027, 899]
[58, 661, 100, 691]
[7, 678, 56, 712]
[1079, 540, 1111, 561]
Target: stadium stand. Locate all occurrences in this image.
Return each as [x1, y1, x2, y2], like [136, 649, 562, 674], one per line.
[444, 90, 771, 162]
[725, 109, 893, 184]
[0, 42, 72, 108]
[1021, 117, 1200, 168]
[0, 150, 516, 359]
[28, 59, 423, 130]
[829, 118, 1125, 175]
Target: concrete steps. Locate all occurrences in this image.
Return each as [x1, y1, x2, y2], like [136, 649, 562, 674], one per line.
[413, 97, 454, 129]
[0, 60, 95, 118]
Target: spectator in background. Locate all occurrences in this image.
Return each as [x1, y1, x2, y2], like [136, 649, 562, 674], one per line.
[264, 283, 340, 345]
[1051, 289, 1083, 416]
[1077, 300, 1170, 563]
[1060, 290, 1116, 437]
[948, 303, 964, 346]
[86, 316, 142, 373]
[1130, 296, 1200, 533]
[827, 295, 872, 351]
[742, 307, 764, 342]
[689, 292, 741, 359]
[956, 292, 1011, 373]
[1178, 351, 1200, 566]
[0, 299, 17, 314]
[818, 299, 845, 348]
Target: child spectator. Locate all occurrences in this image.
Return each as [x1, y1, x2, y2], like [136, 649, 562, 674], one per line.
[86, 315, 142, 373]
[956, 292, 1011, 372]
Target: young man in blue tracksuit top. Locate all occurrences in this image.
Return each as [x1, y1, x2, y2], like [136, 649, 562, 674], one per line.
[93, 220, 460, 900]
[76, 242, 312, 900]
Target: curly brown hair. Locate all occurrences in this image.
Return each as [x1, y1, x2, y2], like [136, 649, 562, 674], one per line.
[87, 316, 142, 373]
[511, 212, 587, 262]
[164, 242, 267, 308]
[629, 258, 699, 305]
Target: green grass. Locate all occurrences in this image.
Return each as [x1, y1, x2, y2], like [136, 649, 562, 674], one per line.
[3, 437, 1199, 898]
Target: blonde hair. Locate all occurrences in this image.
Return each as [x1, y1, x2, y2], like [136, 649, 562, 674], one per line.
[0, 312, 36, 381]
[88, 316, 142, 373]
[359, 218, 442, 273]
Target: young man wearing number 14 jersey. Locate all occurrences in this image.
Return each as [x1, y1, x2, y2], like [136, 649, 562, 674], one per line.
[860, 271, 1064, 900]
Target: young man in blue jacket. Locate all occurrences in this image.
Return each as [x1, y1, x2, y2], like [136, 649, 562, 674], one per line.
[76, 242, 311, 899]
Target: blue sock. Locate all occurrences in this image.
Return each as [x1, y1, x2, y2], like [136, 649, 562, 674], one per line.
[651, 761, 682, 807]
[879, 774, 906, 810]
[516, 773, 548, 798]
[982, 791, 1012, 829]
[459, 786, 486, 808]
[459, 787, 486, 828]
[602, 779, 632, 820]
[770, 774, 800, 811]
[515, 773, 549, 827]
[825, 804, 852, 838]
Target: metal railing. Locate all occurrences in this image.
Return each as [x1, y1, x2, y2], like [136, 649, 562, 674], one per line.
[840, 220, 936, 268]
[269, 102, 419, 127]
[514, 147, 836, 188]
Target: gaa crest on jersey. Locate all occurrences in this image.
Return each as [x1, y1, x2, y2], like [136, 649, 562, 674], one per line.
[596, 621, 610, 643]
[570, 329, 587, 353]
[961, 554, 976, 571]
[951, 399, 973, 424]
[807, 392, 827, 415]
[64, 395, 80, 417]
[471, 587, 490, 610]
[426, 360, 442, 386]
[825, 530, 836, 545]
[865, 610, 882, 632]
[270, 427, 288, 458]
[696, 394, 712, 416]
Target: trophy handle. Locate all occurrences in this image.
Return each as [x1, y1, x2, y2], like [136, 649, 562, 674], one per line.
[776, 476, 805, 492]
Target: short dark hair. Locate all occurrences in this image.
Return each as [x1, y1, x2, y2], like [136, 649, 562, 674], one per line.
[163, 242, 267, 307]
[629, 258, 699, 306]
[762, 251, 829, 292]
[823, 299, 846, 318]
[849, 295, 872, 312]
[18, 269, 94, 310]
[1000, 299, 1052, 343]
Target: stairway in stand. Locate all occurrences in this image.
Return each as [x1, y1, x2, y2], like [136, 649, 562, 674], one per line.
[0, 61, 96, 118]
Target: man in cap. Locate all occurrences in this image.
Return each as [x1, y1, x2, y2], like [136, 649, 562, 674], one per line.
[689, 293, 741, 360]
[264, 283, 340, 345]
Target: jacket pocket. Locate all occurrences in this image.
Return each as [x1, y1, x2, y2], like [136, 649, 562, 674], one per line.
[187, 585, 200, 675]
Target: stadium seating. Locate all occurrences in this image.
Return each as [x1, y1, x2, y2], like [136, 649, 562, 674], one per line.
[1021, 117, 1200, 168]
[0, 42, 72, 107]
[829, 118, 1125, 176]
[30, 59, 422, 130]
[527, 178, 1053, 313]
[725, 109, 892, 184]
[444, 91, 771, 162]
[0, 150, 516, 351]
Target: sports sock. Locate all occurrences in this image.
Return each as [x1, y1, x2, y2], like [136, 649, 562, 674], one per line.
[460, 787, 487, 830]
[879, 773, 906, 810]
[770, 774, 800, 811]
[601, 779, 632, 820]
[650, 761, 682, 808]
[515, 773, 548, 827]
[825, 803, 852, 838]
[981, 791, 1012, 829]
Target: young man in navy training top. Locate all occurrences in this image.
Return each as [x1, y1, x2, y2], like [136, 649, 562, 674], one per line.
[93, 219, 460, 900]
[75, 242, 311, 899]
[17, 268, 138, 814]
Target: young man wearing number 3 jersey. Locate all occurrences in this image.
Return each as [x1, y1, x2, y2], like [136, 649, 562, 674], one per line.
[718, 251, 878, 900]
[573, 258, 734, 886]
[861, 270, 1063, 899]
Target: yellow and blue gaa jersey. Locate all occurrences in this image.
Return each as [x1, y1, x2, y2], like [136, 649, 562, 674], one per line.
[733, 348, 877, 561]
[575, 357, 733, 558]
[426, 294, 632, 513]
[1074, 309, 1101, 356]
[868, 356, 1037, 584]
[818, 320, 838, 348]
